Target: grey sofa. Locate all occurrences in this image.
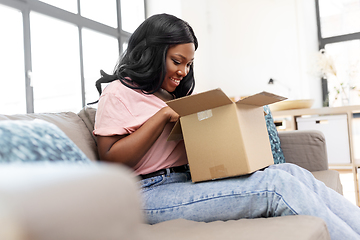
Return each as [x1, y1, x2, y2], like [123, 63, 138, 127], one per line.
[0, 107, 342, 240]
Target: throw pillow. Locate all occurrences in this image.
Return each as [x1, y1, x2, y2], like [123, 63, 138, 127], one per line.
[263, 105, 286, 164]
[0, 119, 91, 163]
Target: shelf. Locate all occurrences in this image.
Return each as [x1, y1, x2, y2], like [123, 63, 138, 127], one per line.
[272, 105, 360, 118]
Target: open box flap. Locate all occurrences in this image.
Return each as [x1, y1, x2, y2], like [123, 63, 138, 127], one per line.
[167, 120, 183, 141]
[166, 88, 233, 116]
[237, 91, 287, 106]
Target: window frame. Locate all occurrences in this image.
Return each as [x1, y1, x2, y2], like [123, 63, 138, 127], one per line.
[315, 0, 360, 106]
[0, 0, 142, 113]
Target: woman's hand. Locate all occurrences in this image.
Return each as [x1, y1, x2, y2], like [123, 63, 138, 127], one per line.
[97, 106, 179, 168]
[159, 106, 180, 123]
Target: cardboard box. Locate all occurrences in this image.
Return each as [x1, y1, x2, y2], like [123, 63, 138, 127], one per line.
[167, 89, 286, 182]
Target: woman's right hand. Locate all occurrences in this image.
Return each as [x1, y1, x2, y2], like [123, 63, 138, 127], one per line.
[158, 106, 180, 123]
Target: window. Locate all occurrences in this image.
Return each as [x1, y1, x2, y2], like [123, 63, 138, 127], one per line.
[82, 28, 119, 104]
[39, 0, 77, 14]
[318, 0, 360, 38]
[0, 0, 144, 114]
[0, 5, 26, 114]
[316, 0, 360, 107]
[120, 0, 145, 33]
[324, 40, 360, 107]
[31, 12, 82, 113]
[81, 0, 118, 28]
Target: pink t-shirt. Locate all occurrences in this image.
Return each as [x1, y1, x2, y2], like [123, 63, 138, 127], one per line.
[93, 80, 188, 175]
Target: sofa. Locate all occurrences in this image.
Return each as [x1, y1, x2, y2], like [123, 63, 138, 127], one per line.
[0, 106, 343, 240]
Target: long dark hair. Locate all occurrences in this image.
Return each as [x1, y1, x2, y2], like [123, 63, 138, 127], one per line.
[95, 13, 198, 99]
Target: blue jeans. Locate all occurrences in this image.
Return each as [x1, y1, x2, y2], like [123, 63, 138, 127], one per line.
[140, 163, 360, 240]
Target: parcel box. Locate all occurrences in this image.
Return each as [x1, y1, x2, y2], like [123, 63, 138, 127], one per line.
[167, 89, 286, 182]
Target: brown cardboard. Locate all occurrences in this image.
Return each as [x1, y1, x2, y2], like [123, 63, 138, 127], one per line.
[167, 89, 286, 182]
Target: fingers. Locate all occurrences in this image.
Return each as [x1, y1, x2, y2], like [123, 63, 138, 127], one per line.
[160, 106, 180, 123]
[167, 107, 180, 123]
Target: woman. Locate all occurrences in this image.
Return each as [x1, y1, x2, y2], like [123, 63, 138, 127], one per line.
[93, 13, 360, 239]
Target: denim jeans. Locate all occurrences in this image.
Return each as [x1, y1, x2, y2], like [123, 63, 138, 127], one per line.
[140, 163, 360, 240]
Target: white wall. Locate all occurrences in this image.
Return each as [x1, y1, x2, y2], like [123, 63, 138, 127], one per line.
[146, 0, 322, 107]
[145, 0, 182, 18]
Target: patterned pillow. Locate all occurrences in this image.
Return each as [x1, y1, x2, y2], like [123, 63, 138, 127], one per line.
[0, 119, 91, 163]
[263, 105, 286, 164]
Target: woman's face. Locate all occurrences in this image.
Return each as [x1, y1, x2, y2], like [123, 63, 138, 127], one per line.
[162, 43, 195, 93]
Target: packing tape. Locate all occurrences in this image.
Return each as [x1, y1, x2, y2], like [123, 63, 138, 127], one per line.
[197, 109, 213, 121]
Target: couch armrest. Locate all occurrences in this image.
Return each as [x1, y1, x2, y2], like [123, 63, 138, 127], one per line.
[278, 130, 328, 171]
[0, 163, 145, 240]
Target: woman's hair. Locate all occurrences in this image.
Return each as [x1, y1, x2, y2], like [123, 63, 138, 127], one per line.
[95, 13, 198, 99]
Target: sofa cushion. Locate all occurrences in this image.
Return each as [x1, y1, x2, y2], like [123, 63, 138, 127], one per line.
[0, 112, 98, 161]
[264, 105, 285, 164]
[278, 130, 328, 171]
[144, 215, 330, 240]
[78, 106, 97, 144]
[0, 120, 90, 163]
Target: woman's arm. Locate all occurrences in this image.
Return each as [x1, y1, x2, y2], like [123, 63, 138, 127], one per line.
[96, 106, 179, 168]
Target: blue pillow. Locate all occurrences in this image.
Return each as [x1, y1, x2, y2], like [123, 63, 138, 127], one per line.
[263, 105, 285, 164]
[0, 119, 91, 163]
